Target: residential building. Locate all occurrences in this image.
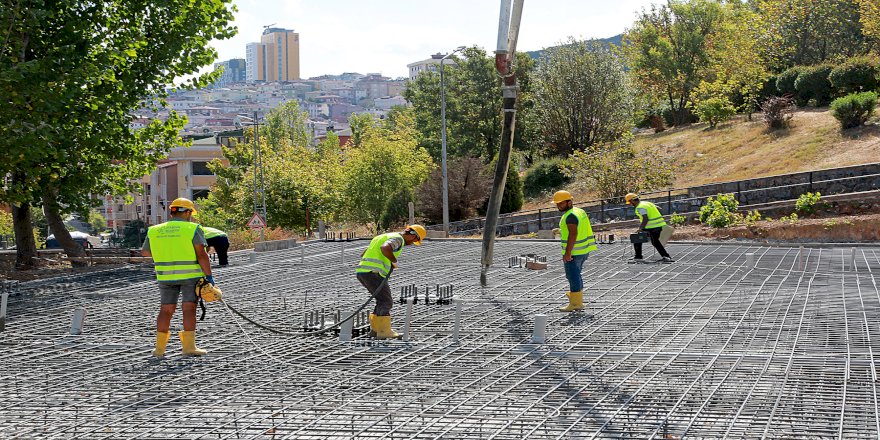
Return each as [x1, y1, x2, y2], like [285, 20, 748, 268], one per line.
[407, 53, 456, 80]
[246, 27, 301, 82]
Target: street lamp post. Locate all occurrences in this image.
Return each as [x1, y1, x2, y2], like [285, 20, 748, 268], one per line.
[440, 46, 466, 237]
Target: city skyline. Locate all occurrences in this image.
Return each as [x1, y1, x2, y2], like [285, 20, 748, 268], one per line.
[207, 0, 657, 79]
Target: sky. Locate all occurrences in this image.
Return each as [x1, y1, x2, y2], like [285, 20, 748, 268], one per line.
[209, 0, 659, 79]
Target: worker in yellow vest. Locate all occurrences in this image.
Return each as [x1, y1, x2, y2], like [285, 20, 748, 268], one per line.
[625, 193, 674, 263]
[202, 226, 230, 266]
[552, 191, 597, 312]
[141, 198, 216, 358]
[355, 225, 427, 339]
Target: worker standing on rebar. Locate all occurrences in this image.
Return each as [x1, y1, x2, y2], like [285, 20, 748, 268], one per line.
[141, 198, 215, 358]
[202, 226, 230, 266]
[356, 225, 427, 339]
[625, 193, 674, 263]
[553, 191, 596, 312]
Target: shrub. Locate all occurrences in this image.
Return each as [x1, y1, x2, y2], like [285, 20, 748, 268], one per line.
[522, 159, 574, 199]
[780, 213, 799, 224]
[669, 212, 686, 226]
[831, 92, 878, 129]
[418, 157, 490, 223]
[742, 210, 762, 226]
[691, 96, 737, 128]
[379, 188, 414, 231]
[499, 160, 524, 214]
[829, 57, 879, 95]
[761, 96, 797, 129]
[795, 191, 822, 215]
[794, 65, 834, 106]
[776, 66, 807, 97]
[699, 194, 740, 228]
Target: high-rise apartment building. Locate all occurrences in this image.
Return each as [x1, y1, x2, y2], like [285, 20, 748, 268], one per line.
[246, 27, 300, 83]
[212, 58, 246, 87]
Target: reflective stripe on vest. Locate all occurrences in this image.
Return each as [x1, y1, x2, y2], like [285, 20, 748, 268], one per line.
[203, 226, 227, 239]
[635, 201, 667, 229]
[147, 221, 205, 282]
[559, 207, 597, 256]
[356, 233, 404, 278]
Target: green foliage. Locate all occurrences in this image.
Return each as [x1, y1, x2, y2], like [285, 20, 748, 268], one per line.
[522, 159, 573, 199]
[795, 192, 822, 214]
[379, 188, 415, 231]
[86, 209, 106, 234]
[562, 134, 675, 200]
[0, 210, 13, 237]
[829, 57, 880, 94]
[761, 96, 797, 129]
[780, 213, 800, 224]
[831, 92, 878, 128]
[499, 161, 524, 214]
[794, 65, 835, 106]
[699, 194, 739, 228]
[690, 93, 737, 127]
[669, 212, 687, 227]
[742, 209, 762, 226]
[341, 112, 433, 232]
[121, 220, 146, 249]
[534, 38, 634, 155]
[776, 66, 808, 97]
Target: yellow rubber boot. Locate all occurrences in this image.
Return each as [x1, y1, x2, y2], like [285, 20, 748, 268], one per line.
[178, 331, 207, 356]
[372, 315, 401, 339]
[559, 291, 584, 312]
[368, 313, 378, 337]
[152, 331, 170, 358]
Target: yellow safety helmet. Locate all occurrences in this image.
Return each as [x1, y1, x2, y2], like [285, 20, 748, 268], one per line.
[169, 197, 197, 214]
[625, 193, 639, 204]
[406, 224, 427, 246]
[551, 190, 573, 205]
[196, 278, 223, 302]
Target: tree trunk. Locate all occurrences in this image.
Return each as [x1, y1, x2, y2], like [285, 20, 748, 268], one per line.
[42, 189, 87, 267]
[12, 203, 37, 270]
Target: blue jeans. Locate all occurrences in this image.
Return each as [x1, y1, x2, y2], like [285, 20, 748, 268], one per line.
[563, 253, 589, 292]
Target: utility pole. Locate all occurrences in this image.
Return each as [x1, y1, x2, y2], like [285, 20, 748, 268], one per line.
[481, 0, 524, 286]
[252, 111, 267, 241]
[440, 46, 466, 237]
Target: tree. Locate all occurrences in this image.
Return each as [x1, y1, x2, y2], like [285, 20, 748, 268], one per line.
[417, 157, 491, 223]
[562, 135, 676, 200]
[0, 0, 236, 268]
[533, 38, 634, 156]
[624, 0, 726, 126]
[87, 209, 106, 234]
[754, 0, 873, 72]
[859, 0, 880, 44]
[403, 47, 537, 162]
[689, 81, 737, 127]
[341, 113, 433, 232]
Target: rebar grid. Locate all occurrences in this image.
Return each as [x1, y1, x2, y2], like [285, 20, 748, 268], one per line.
[2, 241, 880, 439]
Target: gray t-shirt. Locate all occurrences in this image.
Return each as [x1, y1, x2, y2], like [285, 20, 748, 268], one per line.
[386, 235, 404, 252]
[141, 218, 207, 253]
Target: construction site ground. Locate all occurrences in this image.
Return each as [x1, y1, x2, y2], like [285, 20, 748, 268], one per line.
[2, 239, 880, 438]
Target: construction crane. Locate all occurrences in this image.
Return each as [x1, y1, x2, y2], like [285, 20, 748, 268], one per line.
[481, 0, 525, 286]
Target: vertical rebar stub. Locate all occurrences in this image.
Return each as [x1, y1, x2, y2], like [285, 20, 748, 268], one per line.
[69, 308, 86, 335]
[0, 291, 8, 332]
[403, 297, 414, 342]
[453, 298, 463, 344]
[746, 253, 756, 269]
[249, 252, 257, 264]
[531, 314, 548, 344]
[339, 311, 353, 342]
[850, 247, 857, 272]
[798, 246, 805, 271]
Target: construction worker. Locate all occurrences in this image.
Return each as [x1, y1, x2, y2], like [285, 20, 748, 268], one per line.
[625, 193, 674, 263]
[141, 198, 215, 358]
[203, 226, 230, 266]
[356, 225, 427, 339]
[552, 190, 596, 312]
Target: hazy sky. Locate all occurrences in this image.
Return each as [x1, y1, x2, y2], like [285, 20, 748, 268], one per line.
[211, 0, 659, 79]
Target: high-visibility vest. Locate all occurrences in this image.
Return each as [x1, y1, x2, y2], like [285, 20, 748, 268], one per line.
[559, 207, 596, 256]
[356, 233, 404, 278]
[635, 201, 667, 229]
[147, 221, 205, 282]
[203, 227, 227, 239]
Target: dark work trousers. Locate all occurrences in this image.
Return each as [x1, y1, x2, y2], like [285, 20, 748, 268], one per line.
[633, 227, 671, 259]
[206, 236, 230, 266]
[356, 272, 393, 316]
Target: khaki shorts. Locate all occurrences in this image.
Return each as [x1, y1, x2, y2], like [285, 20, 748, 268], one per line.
[159, 279, 199, 304]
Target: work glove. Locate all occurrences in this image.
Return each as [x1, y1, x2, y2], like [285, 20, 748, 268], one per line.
[205, 275, 216, 285]
[391, 262, 398, 269]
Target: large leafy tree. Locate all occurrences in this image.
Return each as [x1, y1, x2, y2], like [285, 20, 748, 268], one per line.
[754, 0, 874, 72]
[403, 47, 536, 163]
[624, 0, 726, 126]
[533, 38, 634, 156]
[341, 111, 433, 232]
[1, 0, 236, 268]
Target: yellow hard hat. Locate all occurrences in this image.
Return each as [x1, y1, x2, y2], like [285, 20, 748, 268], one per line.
[406, 224, 427, 245]
[551, 190, 573, 205]
[169, 197, 197, 214]
[625, 193, 639, 203]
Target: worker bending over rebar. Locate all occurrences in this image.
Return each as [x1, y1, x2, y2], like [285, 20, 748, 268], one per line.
[356, 225, 427, 339]
[141, 198, 221, 358]
[626, 193, 674, 263]
[553, 191, 597, 312]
